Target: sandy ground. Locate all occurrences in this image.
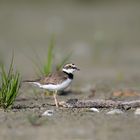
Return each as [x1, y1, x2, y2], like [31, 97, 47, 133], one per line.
[1, 0, 140, 140]
[0, 80, 140, 140]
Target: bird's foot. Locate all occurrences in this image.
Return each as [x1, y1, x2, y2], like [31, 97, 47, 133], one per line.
[58, 101, 66, 107]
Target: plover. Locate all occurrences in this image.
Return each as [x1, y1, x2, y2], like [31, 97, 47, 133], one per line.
[25, 63, 80, 107]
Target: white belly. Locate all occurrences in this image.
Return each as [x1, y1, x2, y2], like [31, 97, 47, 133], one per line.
[32, 79, 72, 91]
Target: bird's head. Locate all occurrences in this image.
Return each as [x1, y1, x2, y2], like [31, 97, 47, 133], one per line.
[62, 63, 80, 74]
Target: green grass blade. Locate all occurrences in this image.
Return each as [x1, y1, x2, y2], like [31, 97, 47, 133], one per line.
[44, 36, 55, 75]
[56, 52, 72, 70]
[29, 48, 44, 76]
[7, 53, 14, 79]
[1, 65, 7, 86]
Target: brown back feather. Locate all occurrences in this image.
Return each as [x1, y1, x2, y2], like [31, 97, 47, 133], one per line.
[39, 71, 68, 85]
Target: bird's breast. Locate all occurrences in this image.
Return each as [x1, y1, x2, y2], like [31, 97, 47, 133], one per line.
[39, 79, 72, 91]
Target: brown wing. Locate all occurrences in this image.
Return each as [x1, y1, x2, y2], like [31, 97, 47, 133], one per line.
[38, 71, 68, 85]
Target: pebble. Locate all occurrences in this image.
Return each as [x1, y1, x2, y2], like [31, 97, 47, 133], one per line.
[134, 108, 140, 115]
[106, 109, 124, 115]
[42, 110, 54, 116]
[89, 108, 100, 113]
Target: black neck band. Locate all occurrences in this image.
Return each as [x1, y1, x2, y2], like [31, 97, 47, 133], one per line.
[63, 71, 74, 79]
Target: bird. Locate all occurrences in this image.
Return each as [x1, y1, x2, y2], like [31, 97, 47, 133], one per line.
[24, 63, 80, 107]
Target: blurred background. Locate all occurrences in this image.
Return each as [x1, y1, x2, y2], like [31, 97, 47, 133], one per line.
[0, 0, 140, 87]
[1, 1, 140, 140]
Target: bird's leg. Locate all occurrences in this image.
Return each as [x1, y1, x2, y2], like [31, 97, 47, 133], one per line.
[53, 90, 59, 107]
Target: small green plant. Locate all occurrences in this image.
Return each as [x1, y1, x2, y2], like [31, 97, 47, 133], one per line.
[33, 36, 72, 77]
[31, 35, 55, 77]
[0, 56, 21, 109]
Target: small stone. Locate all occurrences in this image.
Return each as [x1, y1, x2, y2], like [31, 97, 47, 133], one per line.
[89, 108, 100, 113]
[106, 109, 123, 115]
[59, 101, 66, 106]
[134, 108, 140, 115]
[42, 110, 54, 116]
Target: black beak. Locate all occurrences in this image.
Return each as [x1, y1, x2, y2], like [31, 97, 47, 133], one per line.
[75, 67, 80, 71]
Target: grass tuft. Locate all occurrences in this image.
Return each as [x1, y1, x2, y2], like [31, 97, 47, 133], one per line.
[34, 36, 72, 77]
[0, 56, 21, 109]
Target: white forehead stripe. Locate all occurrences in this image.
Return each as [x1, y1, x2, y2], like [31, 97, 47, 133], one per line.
[62, 68, 75, 73]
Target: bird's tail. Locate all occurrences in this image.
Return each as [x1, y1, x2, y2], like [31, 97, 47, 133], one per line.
[22, 79, 41, 87]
